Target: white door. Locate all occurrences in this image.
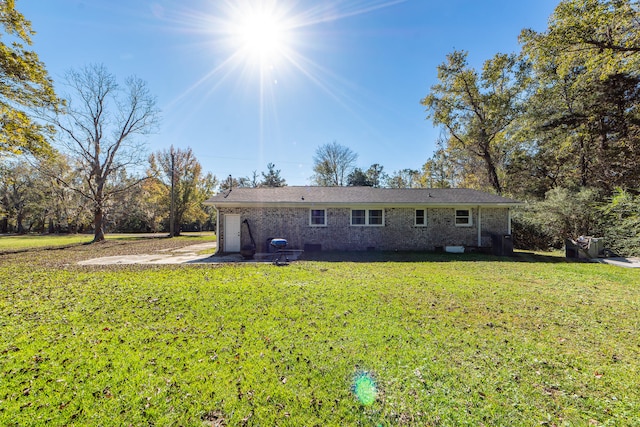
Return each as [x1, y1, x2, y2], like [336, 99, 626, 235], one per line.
[224, 214, 241, 252]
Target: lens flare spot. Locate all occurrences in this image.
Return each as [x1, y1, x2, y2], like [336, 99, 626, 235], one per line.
[352, 371, 377, 405]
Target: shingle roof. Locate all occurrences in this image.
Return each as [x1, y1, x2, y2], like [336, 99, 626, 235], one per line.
[205, 186, 520, 207]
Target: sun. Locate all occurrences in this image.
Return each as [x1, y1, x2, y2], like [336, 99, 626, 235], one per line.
[163, 0, 408, 102]
[238, 11, 286, 63]
[230, 6, 291, 67]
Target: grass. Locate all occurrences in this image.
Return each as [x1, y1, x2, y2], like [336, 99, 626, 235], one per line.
[0, 234, 94, 250]
[0, 232, 216, 252]
[1, 240, 639, 426]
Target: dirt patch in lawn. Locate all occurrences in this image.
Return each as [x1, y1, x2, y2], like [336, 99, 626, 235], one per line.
[0, 235, 216, 269]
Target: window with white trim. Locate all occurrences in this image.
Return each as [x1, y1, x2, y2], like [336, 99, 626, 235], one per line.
[415, 209, 427, 226]
[309, 209, 326, 226]
[455, 209, 472, 226]
[351, 209, 384, 226]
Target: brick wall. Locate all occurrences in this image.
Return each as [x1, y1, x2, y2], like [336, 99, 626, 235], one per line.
[217, 206, 510, 252]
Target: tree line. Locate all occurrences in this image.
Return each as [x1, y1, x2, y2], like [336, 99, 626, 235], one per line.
[1, 0, 638, 254]
[420, 0, 640, 255]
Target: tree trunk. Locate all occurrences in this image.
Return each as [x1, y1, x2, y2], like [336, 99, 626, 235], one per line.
[93, 207, 105, 242]
[480, 143, 502, 195]
[579, 136, 589, 187]
[173, 217, 181, 237]
[17, 212, 25, 234]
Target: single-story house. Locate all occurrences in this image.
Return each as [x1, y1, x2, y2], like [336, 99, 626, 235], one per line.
[204, 186, 520, 254]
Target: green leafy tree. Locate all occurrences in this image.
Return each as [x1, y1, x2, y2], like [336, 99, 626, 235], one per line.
[385, 169, 421, 189]
[260, 163, 286, 187]
[365, 163, 386, 188]
[518, 0, 640, 193]
[520, 0, 640, 79]
[422, 51, 529, 194]
[513, 187, 603, 250]
[0, 160, 36, 232]
[420, 136, 460, 188]
[598, 188, 640, 257]
[149, 146, 217, 236]
[347, 167, 370, 186]
[0, 0, 60, 156]
[0, 155, 90, 233]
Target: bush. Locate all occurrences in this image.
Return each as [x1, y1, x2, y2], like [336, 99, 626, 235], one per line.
[512, 187, 604, 250]
[598, 188, 640, 257]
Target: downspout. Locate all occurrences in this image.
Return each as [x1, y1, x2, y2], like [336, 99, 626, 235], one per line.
[214, 205, 221, 255]
[477, 206, 482, 247]
[508, 208, 512, 235]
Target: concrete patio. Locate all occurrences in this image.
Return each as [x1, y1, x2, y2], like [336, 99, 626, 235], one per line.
[77, 242, 303, 265]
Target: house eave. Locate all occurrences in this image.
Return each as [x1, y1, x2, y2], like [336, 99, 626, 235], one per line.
[207, 201, 522, 209]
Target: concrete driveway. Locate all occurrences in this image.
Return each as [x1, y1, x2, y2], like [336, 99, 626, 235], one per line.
[594, 257, 640, 268]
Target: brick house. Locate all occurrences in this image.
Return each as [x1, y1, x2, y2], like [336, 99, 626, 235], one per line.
[204, 186, 520, 254]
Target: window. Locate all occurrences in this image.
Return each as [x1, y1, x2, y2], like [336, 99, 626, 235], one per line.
[310, 209, 326, 226]
[369, 209, 383, 225]
[415, 209, 426, 226]
[351, 209, 366, 225]
[455, 209, 472, 226]
[351, 209, 384, 226]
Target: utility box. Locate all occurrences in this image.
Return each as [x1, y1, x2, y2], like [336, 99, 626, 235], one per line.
[566, 236, 604, 259]
[587, 237, 603, 258]
[492, 234, 514, 256]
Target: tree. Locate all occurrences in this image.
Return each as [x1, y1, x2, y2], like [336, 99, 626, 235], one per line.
[0, 154, 90, 233]
[518, 0, 640, 194]
[0, 160, 37, 233]
[419, 135, 461, 188]
[421, 51, 529, 194]
[365, 163, 386, 188]
[312, 141, 358, 186]
[512, 187, 603, 249]
[136, 175, 168, 232]
[245, 171, 260, 188]
[599, 188, 640, 257]
[347, 167, 371, 186]
[520, 0, 640, 80]
[149, 146, 217, 236]
[346, 164, 388, 187]
[0, 0, 60, 156]
[260, 163, 286, 187]
[51, 64, 159, 242]
[385, 169, 421, 188]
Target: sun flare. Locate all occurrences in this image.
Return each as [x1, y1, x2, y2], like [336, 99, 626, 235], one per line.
[238, 11, 286, 62]
[230, 7, 291, 67]
[165, 0, 407, 106]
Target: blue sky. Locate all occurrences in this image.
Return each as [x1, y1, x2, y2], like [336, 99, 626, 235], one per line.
[21, 0, 558, 185]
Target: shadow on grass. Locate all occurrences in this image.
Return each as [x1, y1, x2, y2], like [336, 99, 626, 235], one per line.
[299, 250, 574, 264]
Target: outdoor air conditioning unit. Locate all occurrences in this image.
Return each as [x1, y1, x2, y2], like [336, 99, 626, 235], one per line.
[491, 234, 514, 256]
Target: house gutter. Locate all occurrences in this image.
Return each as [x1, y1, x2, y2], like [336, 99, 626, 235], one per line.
[207, 201, 522, 209]
[213, 205, 221, 255]
[477, 206, 482, 247]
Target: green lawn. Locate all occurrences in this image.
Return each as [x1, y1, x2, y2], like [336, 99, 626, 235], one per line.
[1, 249, 638, 426]
[0, 232, 215, 251]
[0, 234, 94, 250]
